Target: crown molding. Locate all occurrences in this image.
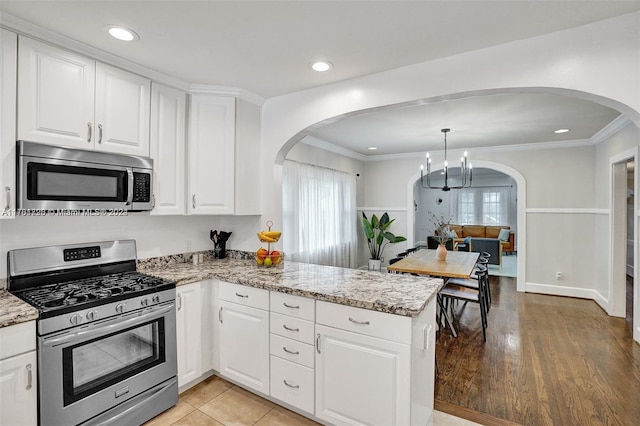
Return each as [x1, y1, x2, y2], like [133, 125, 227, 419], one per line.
[189, 84, 265, 106]
[591, 115, 632, 145]
[301, 136, 368, 161]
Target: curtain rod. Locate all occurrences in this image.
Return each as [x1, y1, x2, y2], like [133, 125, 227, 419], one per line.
[422, 184, 513, 189]
[284, 159, 359, 176]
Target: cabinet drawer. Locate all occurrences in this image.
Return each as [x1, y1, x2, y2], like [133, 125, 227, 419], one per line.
[270, 292, 315, 321]
[219, 281, 269, 310]
[270, 355, 314, 415]
[270, 334, 314, 369]
[316, 301, 412, 344]
[270, 312, 314, 344]
[0, 321, 35, 360]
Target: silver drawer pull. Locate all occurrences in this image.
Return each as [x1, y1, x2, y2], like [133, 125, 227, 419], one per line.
[97, 123, 103, 143]
[283, 324, 299, 332]
[219, 307, 223, 323]
[283, 302, 300, 309]
[282, 346, 300, 355]
[283, 380, 299, 389]
[316, 333, 321, 354]
[26, 364, 32, 390]
[348, 317, 370, 325]
[87, 122, 92, 142]
[235, 292, 249, 298]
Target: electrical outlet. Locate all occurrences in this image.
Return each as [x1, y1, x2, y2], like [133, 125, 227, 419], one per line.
[555, 272, 563, 280]
[186, 240, 192, 251]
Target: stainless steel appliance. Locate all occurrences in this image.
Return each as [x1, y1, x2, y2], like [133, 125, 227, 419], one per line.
[17, 141, 153, 212]
[7, 240, 177, 426]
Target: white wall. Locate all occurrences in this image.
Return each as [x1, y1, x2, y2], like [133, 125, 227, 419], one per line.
[261, 12, 640, 298]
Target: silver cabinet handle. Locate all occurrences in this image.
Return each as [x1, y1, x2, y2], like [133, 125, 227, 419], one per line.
[235, 292, 248, 298]
[26, 364, 32, 390]
[219, 307, 223, 323]
[348, 317, 370, 325]
[87, 122, 92, 142]
[192, 194, 196, 209]
[4, 186, 10, 210]
[316, 333, 321, 354]
[177, 293, 182, 311]
[283, 346, 299, 355]
[283, 380, 299, 389]
[283, 302, 300, 309]
[152, 195, 156, 208]
[98, 123, 103, 143]
[283, 324, 299, 332]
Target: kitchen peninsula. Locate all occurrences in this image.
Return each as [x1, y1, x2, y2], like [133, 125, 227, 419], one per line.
[140, 255, 442, 425]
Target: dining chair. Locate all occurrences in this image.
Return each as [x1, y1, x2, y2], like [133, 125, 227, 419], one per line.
[453, 256, 491, 311]
[439, 264, 488, 342]
[387, 257, 402, 273]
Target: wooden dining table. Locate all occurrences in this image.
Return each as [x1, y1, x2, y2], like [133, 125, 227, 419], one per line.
[387, 248, 480, 278]
[387, 248, 480, 338]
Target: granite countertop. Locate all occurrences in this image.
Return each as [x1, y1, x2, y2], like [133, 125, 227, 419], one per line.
[139, 258, 443, 318]
[0, 290, 39, 328]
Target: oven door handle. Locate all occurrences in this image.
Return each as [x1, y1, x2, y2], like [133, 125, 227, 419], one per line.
[42, 304, 174, 348]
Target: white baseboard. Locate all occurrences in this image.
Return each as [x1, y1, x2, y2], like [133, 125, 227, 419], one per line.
[592, 290, 609, 312]
[525, 282, 599, 300]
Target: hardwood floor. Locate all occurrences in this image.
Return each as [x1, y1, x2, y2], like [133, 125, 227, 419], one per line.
[435, 276, 640, 425]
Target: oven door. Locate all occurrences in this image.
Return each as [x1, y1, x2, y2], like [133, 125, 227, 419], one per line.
[38, 302, 177, 426]
[18, 155, 133, 211]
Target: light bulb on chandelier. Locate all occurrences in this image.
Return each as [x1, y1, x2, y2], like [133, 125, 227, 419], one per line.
[420, 128, 472, 191]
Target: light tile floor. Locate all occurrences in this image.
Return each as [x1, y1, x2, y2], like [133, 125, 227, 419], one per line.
[145, 375, 480, 426]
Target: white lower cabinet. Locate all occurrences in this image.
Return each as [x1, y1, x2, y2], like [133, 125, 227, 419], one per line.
[218, 282, 269, 394]
[270, 355, 315, 414]
[0, 321, 37, 426]
[176, 282, 203, 387]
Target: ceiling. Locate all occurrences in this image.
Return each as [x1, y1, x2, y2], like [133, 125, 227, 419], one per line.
[0, 1, 637, 156]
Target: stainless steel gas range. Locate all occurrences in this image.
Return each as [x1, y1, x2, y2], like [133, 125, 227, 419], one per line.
[7, 240, 178, 426]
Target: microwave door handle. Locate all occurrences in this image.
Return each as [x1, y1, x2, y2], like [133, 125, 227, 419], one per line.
[42, 303, 174, 348]
[125, 169, 134, 206]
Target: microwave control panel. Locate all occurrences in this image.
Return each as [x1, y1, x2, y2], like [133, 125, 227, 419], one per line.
[132, 173, 151, 202]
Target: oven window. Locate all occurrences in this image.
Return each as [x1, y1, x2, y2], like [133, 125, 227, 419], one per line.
[63, 319, 165, 406]
[27, 162, 127, 202]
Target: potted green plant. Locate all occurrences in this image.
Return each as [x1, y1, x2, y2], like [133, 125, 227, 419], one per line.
[362, 212, 407, 271]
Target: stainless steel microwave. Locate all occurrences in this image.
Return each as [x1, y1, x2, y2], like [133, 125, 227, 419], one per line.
[17, 141, 153, 212]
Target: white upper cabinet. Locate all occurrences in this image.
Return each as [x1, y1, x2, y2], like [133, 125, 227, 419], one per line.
[150, 83, 186, 215]
[234, 99, 261, 215]
[1, 29, 17, 219]
[188, 94, 235, 215]
[94, 62, 150, 156]
[17, 36, 150, 156]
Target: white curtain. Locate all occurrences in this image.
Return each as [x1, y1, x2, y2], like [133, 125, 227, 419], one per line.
[451, 186, 511, 226]
[282, 160, 358, 268]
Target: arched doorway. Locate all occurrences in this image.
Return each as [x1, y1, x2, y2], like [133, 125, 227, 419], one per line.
[406, 160, 527, 292]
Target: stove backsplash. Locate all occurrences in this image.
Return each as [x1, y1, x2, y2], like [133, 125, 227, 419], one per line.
[136, 249, 254, 270]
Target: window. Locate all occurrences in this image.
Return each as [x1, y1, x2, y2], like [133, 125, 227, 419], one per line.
[282, 160, 357, 268]
[454, 187, 511, 226]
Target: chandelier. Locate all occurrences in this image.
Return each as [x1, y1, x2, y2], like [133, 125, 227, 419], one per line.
[420, 128, 472, 191]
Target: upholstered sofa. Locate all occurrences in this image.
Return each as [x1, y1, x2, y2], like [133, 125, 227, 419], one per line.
[447, 224, 515, 254]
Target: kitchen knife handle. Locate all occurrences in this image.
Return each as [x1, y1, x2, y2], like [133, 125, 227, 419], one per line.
[26, 364, 32, 390]
[98, 123, 103, 144]
[87, 122, 92, 142]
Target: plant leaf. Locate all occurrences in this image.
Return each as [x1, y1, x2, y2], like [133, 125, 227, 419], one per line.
[380, 212, 390, 227]
[371, 214, 379, 229]
[362, 217, 374, 240]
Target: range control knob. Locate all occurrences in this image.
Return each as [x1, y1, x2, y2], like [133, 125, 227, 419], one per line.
[152, 294, 160, 304]
[141, 297, 151, 307]
[86, 310, 98, 321]
[115, 303, 126, 314]
[69, 313, 83, 325]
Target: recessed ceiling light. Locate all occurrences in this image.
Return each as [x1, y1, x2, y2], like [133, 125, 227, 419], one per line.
[368, 147, 377, 150]
[554, 128, 570, 134]
[106, 26, 139, 42]
[310, 61, 333, 72]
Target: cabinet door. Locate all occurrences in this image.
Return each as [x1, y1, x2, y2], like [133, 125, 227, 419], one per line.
[94, 62, 150, 156]
[0, 351, 37, 426]
[1, 29, 17, 219]
[17, 36, 95, 149]
[315, 324, 411, 426]
[150, 83, 186, 215]
[234, 99, 261, 215]
[219, 300, 269, 394]
[176, 282, 202, 387]
[188, 95, 235, 215]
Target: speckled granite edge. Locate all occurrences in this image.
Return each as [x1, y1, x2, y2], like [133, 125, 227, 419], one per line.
[137, 249, 254, 269]
[0, 290, 39, 327]
[139, 256, 443, 318]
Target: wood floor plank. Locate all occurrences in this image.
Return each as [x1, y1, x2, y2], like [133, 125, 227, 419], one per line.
[434, 276, 640, 425]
